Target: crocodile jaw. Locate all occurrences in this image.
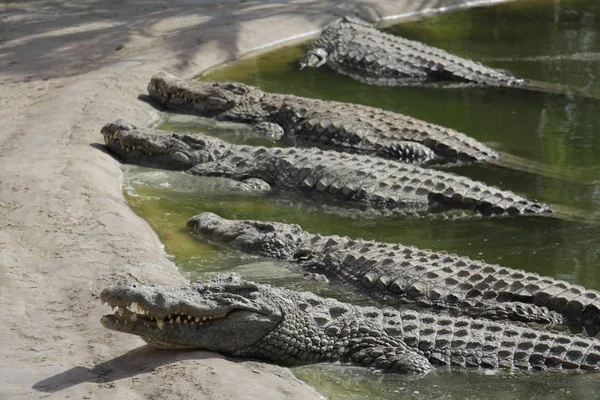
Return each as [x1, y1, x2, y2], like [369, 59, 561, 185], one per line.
[187, 212, 306, 260]
[100, 119, 205, 170]
[147, 72, 260, 117]
[100, 276, 282, 352]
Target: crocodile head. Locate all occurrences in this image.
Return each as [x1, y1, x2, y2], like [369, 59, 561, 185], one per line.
[101, 119, 223, 170]
[148, 72, 263, 116]
[187, 212, 308, 260]
[100, 274, 282, 351]
[299, 16, 372, 69]
[299, 48, 329, 69]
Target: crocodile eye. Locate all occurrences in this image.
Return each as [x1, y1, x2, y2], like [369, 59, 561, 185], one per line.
[253, 222, 275, 233]
[293, 249, 313, 261]
[222, 83, 249, 95]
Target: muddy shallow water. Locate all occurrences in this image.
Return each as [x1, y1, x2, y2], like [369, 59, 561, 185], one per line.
[125, 0, 600, 397]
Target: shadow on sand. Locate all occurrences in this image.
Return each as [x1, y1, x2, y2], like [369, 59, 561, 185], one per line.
[32, 345, 225, 393]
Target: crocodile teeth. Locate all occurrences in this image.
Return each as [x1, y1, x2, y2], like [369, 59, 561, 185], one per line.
[195, 317, 200, 323]
[137, 304, 143, 313]
[169, 319, 174, 325]
[157, 320, 164, 330]
[175, 316, 181, 323]
[202, 317, 207, 321]
[130, 314, 137, 322]
[118, 307, 124, 317]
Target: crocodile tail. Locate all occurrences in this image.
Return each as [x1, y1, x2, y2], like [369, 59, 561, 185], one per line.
[427, 172, 553, 216]
[397, 310, 600, 370]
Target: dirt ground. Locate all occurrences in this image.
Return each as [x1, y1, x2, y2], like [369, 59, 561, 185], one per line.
[0, 1, 507, 398]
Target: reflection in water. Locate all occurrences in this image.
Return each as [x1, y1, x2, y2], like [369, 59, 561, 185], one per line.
[293, 365, 600, 400]
[125, 0, 600, 398]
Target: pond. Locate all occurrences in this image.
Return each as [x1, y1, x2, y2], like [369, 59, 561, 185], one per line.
[124, 0, 600, 398]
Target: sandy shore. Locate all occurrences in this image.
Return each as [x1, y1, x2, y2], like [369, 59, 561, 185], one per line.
[0, 1, 509, 398]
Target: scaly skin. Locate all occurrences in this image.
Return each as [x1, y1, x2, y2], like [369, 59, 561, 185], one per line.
[300, 16, 526, 87]
[101, 120, 552, 217]
[148, 72, 499, 164]
[101, 274, 600, 373]
[188, 212, 600, 335]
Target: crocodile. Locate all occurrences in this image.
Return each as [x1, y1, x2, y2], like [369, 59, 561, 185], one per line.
[188, 212, 600, 335]
[101, 120, 552, 217]
[101, 274, 600, 374]
[148, 72, 499, 164]
[300, 16, 526, 87]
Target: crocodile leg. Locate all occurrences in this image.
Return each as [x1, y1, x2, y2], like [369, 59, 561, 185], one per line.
[253, 122, 285, 140]
[187, 161, 272, 192]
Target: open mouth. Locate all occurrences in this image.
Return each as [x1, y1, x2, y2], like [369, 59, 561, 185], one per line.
[149, 84, 180, 100]
[101, 300, 228, 331]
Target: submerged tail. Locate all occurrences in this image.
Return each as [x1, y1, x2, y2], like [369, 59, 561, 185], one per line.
[488, 152, 589, 185]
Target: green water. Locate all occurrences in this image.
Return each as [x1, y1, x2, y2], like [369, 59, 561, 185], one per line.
[125, 0, 600, 397]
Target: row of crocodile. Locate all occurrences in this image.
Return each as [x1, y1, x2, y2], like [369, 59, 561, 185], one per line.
[299, 16, 579, 97]
[148, 71, 498, 165]
[101, 274, 600, 373]
[100, 16, 600, 376]
[299, 16, 527, 87]
[102, 212, 600, 373]
[102, 120, 551, 217]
